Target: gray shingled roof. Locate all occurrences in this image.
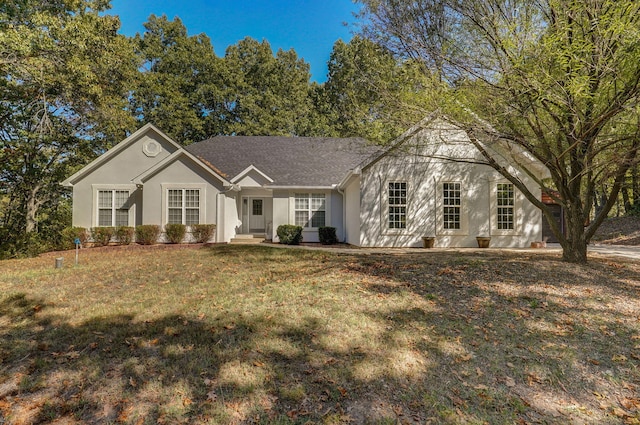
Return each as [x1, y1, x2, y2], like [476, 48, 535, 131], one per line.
[185, 136, 382, 187]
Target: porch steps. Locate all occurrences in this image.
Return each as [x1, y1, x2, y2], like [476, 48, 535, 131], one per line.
[230, 234, 265, 245]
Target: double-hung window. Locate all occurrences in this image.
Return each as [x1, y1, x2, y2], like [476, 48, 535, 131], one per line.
[496, 183, 515, 230]
[295, 193, 325, 228]
[168, 189, 200, 225]
[388, 182, 407, 229]
[98, 190, 130, 227]
[442, 182, 461, 230]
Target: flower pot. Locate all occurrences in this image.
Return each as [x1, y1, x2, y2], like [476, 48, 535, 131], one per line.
[422, 236, 435, 248]
[476, 237, 491, 248]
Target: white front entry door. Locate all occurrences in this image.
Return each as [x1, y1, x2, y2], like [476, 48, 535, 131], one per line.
[250, 198, 265, 231]
[242, 197, 265, 233]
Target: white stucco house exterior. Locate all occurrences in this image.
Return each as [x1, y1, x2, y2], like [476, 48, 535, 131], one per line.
[61, 116, 551, 247]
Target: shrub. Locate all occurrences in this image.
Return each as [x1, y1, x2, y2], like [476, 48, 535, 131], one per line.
[0, 231, 48, 259]
[92, 227, 114, 247]
[165, 223, 186, 244]
[191, 224, 216, 243]
[277, 224, 303, 245]
[318, 226, 338, 245]
[61, 227, 88, 250]
[115, 226, 134, 245]
[135, 225, 160, 245]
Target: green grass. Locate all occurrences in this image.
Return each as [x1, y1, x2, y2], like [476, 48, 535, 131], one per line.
[0, 244, 639, 424]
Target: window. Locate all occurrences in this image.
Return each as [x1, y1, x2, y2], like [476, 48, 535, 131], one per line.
[490, 181, 519, 235]
[443, 182, 461, 230]
[388, 182, 407, 229]
[496, 183, 515, 230]
[295, 193, 325, 228]
[98, 190, 130, 226]
[168, 189, 200, 225]
[252, 199, 263, 216]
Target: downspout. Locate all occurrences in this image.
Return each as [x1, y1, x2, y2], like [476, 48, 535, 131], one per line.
[433, 177, 437, 238]
[216, 192, 224, 243]
[487, 178, 492, 237]
[337, 186, 347, 243]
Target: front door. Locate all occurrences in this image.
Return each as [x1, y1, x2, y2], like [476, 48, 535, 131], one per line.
[250, 199, 265, 231]
[242, 197, 265, 233]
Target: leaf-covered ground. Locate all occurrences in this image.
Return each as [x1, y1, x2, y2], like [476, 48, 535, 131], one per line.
[593, 216, 640, 246]
[0, 244, 639, 424]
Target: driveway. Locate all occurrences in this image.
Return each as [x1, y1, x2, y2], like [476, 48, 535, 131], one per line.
[585, 244, 640, 261]
[267, 241, 640, 261]
[542, 243, 640, 261]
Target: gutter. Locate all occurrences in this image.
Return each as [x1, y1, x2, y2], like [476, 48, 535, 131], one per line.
[265, 185, 336, 190]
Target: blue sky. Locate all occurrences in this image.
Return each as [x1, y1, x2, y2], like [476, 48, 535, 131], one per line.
[107, 0, 359, 82]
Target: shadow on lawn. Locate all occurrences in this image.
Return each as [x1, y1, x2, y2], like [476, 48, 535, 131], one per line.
[0, 246, 639, 424]
[344, 251, 640, 423]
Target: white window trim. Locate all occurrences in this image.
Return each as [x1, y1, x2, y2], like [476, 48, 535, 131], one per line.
[91, 184, 136, 228]
[490, 180, 521, 236]
[383, 180, 410, 235]
[436, 180, 469, 236]
[289, 191, 331, 229]
[161, 183, 206, 227]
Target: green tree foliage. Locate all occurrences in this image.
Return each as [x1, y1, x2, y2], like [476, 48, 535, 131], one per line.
[130, 15, 223, 144]
[0, 0, 138, 256]
[321, 36, 442, 143]
[220, 37, 314, 136]
[356, 0, 640, 263]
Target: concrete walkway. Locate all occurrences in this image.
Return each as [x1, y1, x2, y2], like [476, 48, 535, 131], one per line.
[264, 241, 640, 261]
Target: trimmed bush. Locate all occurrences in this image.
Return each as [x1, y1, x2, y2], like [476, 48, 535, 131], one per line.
[92, 227, 114, 247]
[135, 225, 160, 245]
[61, 227, 88, 250]
[318, 226, 338, 245]
[115, 226, 134, 245]
[191, 224, 216, 243]
[165, 223, 186, 244]
[277, 224, 303, 245]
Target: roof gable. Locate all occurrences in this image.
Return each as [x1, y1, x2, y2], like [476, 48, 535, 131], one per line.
[132, 149, 230, 186]
[230, 165, 274, 186]
[361, 113, 550, 179]
[61, 123, 182, 187]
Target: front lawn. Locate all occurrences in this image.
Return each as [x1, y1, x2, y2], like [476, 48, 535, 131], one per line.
[0, 244, 638, 424]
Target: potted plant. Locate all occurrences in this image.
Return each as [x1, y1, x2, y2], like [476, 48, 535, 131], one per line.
[422, 236, 435, 248]
[476, 236, 491, 248]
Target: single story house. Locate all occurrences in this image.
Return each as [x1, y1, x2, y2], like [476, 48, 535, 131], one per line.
[61, 116, 550, 247]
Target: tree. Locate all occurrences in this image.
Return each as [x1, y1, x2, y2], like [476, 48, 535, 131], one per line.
[220, 37, 314, 136]
[322, 36, 442, 143]
[356, 0, 640, 263]
[0, 0, 137, 255]
[130, 15, 223, 145]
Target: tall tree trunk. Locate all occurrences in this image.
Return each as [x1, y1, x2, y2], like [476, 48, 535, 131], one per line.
[621, 184, 631, 214]
[24, 184, 42, 234]
[561, 206, 588, 263]
[594, 187, 608, 218]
